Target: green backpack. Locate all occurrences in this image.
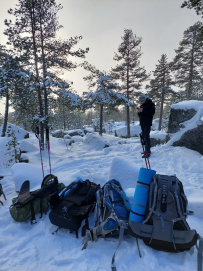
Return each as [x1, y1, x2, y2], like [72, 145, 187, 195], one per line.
[10, 174, 65, 223]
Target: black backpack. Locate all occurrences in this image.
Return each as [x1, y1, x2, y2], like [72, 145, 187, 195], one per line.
[49, 178, 100, 237]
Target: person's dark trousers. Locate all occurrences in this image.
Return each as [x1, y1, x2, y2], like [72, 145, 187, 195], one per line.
[141, 124, 151, 153]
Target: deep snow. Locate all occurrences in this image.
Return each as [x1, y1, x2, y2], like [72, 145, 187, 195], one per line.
[0, 100, 203, 271]
[0, 131, 203, 271]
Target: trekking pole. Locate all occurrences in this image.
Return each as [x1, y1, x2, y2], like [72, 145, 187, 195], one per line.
[36, 127, 44, 178]
[46, 128, 52, 175]
[139, 133, 151, 169]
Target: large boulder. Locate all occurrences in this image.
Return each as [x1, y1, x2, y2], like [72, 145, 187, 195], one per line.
[52, 129, 85, 138]
[167, 100, 203, 155]
[67, 129, 84, 137]
[52, 130, 68, 138]
[167, 108, 196, 133]
[173, 124, 203, 155]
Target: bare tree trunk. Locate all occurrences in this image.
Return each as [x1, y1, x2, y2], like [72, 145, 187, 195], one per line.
[99, 104, 103, 136]
[126, 105, 130, 137]
[126, 64, 130, 138]
[63, 103, 66, 130]
[39, 10, 49, 147]
[187, 36, 195, 98]
[30, 0, 44, 149]
[1, 91, 9, 137]
[158, 89, 164, 131]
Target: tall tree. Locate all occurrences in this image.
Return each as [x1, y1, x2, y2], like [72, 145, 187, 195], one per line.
[112, 29, 148, 138]
[0, 46, 27, 137]
[84, 72, 130, 135]
[53, 81, 83, 130]
[4, 0, 88, 148]
[181, 0, 203, 38]
[171, 22, 203, 99]
[181, 0, 202, 11]
[11, 76, 39, 131]
[147, 54, 176, 130]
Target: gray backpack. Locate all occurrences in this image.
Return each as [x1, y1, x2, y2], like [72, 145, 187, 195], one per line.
[129, 174, 203, 270]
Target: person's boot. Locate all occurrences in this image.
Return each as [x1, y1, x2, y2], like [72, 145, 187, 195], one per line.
[142, 150, 151, 158]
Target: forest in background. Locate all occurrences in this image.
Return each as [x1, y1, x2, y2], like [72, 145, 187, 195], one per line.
[0, 0, 202, 146]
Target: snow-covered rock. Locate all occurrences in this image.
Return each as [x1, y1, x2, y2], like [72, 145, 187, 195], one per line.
[52, 130, 69, 138]
[71, 135, 83, 143]
[11, 163, 43, 191]
[84, 127, 94, 134]
[167, 100, 203, 155]
[67, 129, 85, 137]
[83, 133, 109, 150]
[20, 140, 38, 153]
[115, 125, 141, 138]
[150, 131, 167, 147]
[0, 123, 29, 139]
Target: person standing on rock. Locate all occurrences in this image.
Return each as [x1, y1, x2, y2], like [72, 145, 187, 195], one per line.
[137, 94, 155, 158]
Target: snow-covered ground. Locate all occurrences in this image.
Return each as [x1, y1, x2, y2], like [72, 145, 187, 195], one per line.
[0, 127, 203, 271]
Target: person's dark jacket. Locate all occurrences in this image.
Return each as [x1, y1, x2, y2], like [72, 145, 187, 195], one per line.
[138, 98, 155, 126]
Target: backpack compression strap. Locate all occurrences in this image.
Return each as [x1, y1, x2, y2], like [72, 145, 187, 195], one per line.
[81, 214, 128, 249]
[111, 221, 128, 271]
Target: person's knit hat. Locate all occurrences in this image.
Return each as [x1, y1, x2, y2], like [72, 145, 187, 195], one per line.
[139, 94, 147, 102]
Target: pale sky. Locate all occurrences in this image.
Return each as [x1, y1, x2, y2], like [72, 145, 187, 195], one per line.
[0, 0, 201, 114]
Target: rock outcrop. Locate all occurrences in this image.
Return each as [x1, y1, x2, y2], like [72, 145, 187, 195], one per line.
[167, 108, 197, 133]
[173, 124, 203, 155]
[167, 100, 203, 155]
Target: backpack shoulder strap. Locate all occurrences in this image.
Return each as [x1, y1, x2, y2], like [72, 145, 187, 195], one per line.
[111, 182, 131, 211]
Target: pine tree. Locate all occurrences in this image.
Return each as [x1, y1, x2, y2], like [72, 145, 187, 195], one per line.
[0, 46, 27, 137]
[181, 0, 203, 14]
[171, 22, 203, 99]
[53, 81, 83, 130]
[84, 72, 129, 136]
[5, 125, 20, 166]
[11, 71, 38, 130]
[181, 1, 203, 37]
[147, 54, 176, 130]
[82, 61, 102, 90]
[4, 0, 89, 148]
[112, 29, 148, 138]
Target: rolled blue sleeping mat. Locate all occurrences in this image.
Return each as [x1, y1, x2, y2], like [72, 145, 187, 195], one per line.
[129, 168, 156, 223]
